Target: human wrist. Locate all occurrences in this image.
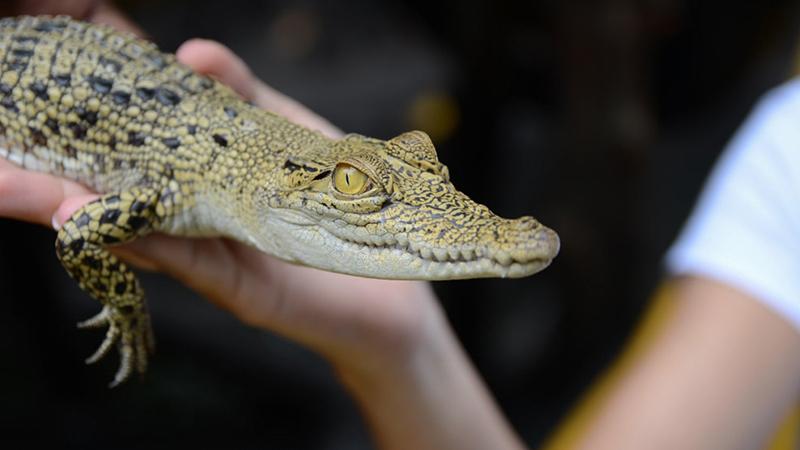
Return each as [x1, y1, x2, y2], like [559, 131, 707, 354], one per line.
[331, 299, 459, 441]
[332, 287, 526, 450]
[329, 281, 447, 390]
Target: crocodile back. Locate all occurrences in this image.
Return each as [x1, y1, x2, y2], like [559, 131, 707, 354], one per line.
[0, 15, 247, 193]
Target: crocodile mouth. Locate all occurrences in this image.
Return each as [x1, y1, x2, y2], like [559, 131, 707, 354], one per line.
[324, 224, 559, 280]
[266, 208, 558, 280]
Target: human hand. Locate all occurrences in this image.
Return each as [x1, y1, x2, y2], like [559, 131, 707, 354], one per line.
[9, 0, 143, 34]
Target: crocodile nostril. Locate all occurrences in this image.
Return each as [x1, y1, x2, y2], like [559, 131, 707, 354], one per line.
[514, 216, 539, 230]
[534, 228, 560, 255]
[534, 227, 552, 241]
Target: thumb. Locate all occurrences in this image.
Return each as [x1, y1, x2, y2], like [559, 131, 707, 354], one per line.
[51, 194, 100, 229]
[51, 193, 160, 271]
[176, 38, 258, 100]
[175, 38, 342, 138]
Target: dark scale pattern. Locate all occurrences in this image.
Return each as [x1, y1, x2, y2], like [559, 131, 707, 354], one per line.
[0, 16, 560, 387]
[55, 188, 162, 387]
[30, 80, 47, 99]
[111, 90, 131, 105]
[0, 15, 253, 195]
[0, 15, 328, 386]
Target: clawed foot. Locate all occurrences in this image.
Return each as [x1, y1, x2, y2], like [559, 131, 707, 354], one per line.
[78, 304, 155, 388]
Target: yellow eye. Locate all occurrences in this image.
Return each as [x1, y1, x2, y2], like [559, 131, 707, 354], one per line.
[333, 163, 370, 195]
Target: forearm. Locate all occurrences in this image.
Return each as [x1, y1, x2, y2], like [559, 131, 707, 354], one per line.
[578, 277, 800, 450]
[335, 298, 526, 450]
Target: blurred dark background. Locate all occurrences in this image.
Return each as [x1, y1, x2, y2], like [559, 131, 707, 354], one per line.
[2, 0, 800, 448]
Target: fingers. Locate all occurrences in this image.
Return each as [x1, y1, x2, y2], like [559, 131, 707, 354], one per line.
[120, 235, 245, 309]
[49, 196, 193, 273]
[88, 1, 146, 36]
[115, 234, 286, 329]
[252, 81, 343, 139]
[12, 0, 143, 35]
[176, 39, 343, 139]
[176, 39, 258, 100]
[12, 0, 98, 17]
[0, 159, 92, 226]
[51, 193, 100, 228]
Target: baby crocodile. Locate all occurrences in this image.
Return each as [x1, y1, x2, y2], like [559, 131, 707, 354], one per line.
[0, 16, 559, 386]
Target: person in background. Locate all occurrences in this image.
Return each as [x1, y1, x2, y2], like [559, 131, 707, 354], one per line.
[546, 71, 800, 450]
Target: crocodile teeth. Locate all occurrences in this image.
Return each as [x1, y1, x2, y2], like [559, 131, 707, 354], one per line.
[511, 248, 530, 263]
[326, 222, 540, 268]
[433, 248, 449, 262]
[353, 227, 369, 240]
[420, 247, 433, 260]
[493, 250, 512, 266]
[396, 234, 408, 248]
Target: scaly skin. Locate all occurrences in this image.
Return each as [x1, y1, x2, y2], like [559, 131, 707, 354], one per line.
[0, 16, 560, 386]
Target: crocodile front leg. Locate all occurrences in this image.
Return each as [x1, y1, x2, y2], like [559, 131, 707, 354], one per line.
[55, 187, 168, 387]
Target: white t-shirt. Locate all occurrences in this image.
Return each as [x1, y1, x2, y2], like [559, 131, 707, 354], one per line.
[666, 79, 800, 331]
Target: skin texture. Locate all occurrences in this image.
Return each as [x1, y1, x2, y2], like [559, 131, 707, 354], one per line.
[0, 16, 558, 385]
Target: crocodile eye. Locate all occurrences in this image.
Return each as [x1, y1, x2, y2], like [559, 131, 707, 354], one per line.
[333, 163, 369, 195]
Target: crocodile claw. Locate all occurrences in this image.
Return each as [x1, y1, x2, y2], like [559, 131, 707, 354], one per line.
[77, 305, 155, 388]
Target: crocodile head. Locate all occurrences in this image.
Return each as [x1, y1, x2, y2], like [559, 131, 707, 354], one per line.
[257, 130, 559, 280]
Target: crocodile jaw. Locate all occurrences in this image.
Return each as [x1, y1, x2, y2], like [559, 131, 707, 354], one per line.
[257, 208, 559, 280]
[316, 229, 558, 280]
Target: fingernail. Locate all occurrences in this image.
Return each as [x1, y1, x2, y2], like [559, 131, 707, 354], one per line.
[51, 215, 61, 230]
